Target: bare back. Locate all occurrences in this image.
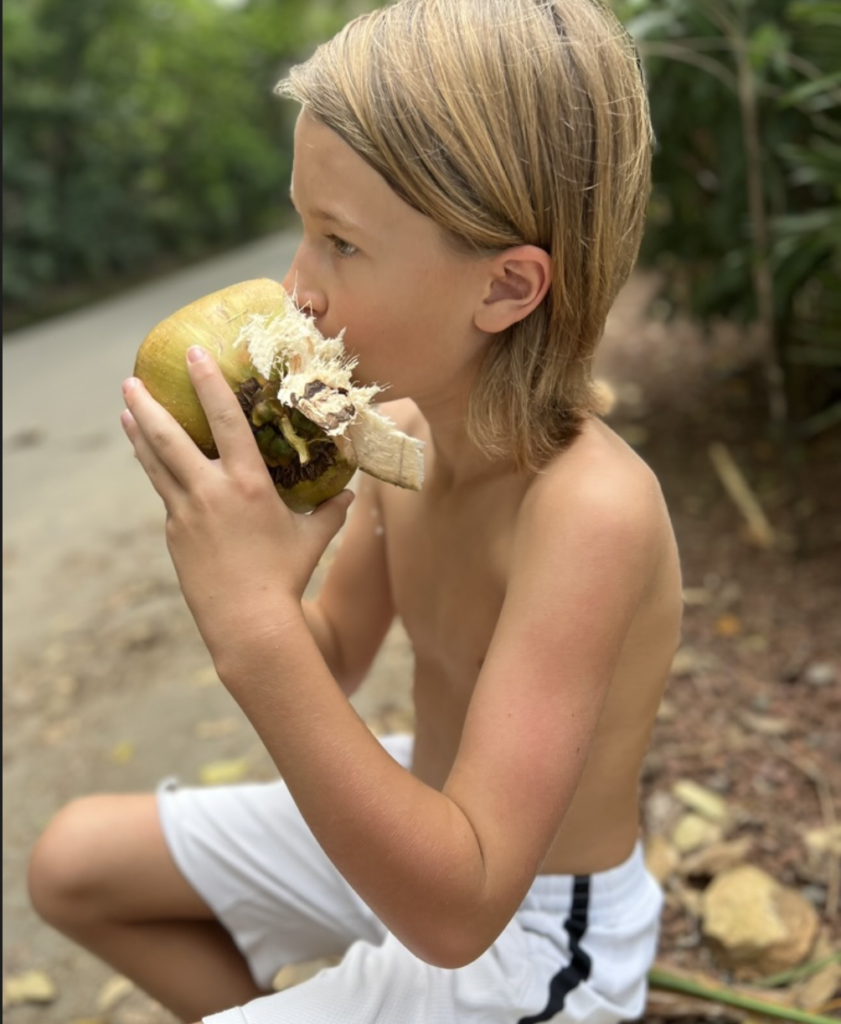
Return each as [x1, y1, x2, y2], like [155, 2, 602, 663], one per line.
[377, 405, 683, 876]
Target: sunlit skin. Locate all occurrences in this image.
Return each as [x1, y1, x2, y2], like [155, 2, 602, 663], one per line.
[118, 112, 683, 980]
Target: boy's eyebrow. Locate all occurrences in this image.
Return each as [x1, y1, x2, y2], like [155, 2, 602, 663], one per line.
[288, 189, 364, 235]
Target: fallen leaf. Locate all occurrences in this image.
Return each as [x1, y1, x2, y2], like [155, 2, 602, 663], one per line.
[739, 712, 793, 737]
[97, 975, 134, 1012]
[195, 717, 240, 740]
[672, 812, 723, 854]
[672, 779, 730, 823]
[680, 837, 754, 879]
[199, 758, 250, 785]
[792, 933, 841, 1011]
[272, 956, 341, 992]
[805, 825, 841, 858]
[645, 834, 680, 883]
[109, 741, 135, 765]
[192, 666, 221, 687]
[714, 614, 743, 637]
[3, 970, 57, 1006]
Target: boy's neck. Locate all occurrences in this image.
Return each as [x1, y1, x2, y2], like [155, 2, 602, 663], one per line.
[415, 395, 518, 493]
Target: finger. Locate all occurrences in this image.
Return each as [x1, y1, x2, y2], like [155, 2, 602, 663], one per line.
[122, 376, 210, 485]
[307, 488, 356, 542]
[184, 347, 263, 466]
[121, 407, 183, 506]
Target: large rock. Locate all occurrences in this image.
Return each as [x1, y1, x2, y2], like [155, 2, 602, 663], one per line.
[701, 865, 820, 979]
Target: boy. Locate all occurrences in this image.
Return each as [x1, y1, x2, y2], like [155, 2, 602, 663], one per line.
[28, 1, 683, 1021]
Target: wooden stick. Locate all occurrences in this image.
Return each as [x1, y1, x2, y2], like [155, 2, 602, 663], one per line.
[708, 442, 776, 548]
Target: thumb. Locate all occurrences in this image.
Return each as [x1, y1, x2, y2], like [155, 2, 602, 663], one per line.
[310, 487, 356, 535]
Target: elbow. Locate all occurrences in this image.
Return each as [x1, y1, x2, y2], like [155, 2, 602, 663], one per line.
[401, 915, 500, 971]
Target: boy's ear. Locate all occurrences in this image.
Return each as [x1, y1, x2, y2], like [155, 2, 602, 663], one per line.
[474, 245, 551, 334]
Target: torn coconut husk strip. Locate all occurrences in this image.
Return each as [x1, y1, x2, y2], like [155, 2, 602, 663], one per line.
[235, 298, 424, 491]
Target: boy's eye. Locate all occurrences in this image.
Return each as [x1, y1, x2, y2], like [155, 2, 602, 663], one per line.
[327, 235, 358, 258]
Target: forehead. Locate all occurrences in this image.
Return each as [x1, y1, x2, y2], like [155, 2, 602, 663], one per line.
[291, 113, 392, 224]
[290, 111, 468, 263]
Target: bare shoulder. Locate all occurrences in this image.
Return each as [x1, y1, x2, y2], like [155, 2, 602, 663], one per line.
[519, 418, 675, 577]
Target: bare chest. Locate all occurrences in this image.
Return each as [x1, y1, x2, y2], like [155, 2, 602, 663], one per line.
[382, 491, 513, 690]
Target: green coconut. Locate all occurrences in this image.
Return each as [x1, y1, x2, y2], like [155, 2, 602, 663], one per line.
[133, 278, 356, 513]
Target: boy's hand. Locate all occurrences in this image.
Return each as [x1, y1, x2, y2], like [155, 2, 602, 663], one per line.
[120, 346, 354, 665]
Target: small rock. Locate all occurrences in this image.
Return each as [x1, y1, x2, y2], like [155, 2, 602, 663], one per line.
[672, 813, 723, 854]
[701, 865, 820, 978]
[804, 662, 836, 688]
[670, 647, 701, 678]
[645, 790, 682, 835]
[804, 824, 841, 857]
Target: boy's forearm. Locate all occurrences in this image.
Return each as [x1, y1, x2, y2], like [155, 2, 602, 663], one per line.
[214, 605, 497, 968]
[301, 598, 357, 694]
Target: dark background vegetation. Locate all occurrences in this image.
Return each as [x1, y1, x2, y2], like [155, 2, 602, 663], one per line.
[4, 0, 839, 445]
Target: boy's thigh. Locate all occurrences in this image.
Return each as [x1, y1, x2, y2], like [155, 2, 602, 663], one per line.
[157, 774, 387, 988]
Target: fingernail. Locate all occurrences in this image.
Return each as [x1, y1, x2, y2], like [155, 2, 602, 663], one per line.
[122, 377, 138, 394]
[187, 346, 206, 363]
[120, 411, 133, 428]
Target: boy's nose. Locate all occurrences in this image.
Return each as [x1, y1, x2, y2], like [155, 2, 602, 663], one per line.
[282, 261, 327, 320]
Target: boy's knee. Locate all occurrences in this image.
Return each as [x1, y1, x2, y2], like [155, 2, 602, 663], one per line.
[28, 795, 114, 924]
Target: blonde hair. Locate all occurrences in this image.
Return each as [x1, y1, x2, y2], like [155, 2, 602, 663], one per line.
[277, 0, 652, 469]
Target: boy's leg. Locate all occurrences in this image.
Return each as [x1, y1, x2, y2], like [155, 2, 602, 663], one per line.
[28, 793, 265, 1022]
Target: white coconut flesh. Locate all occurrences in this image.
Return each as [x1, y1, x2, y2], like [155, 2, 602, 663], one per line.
[235, 290, 425, 492]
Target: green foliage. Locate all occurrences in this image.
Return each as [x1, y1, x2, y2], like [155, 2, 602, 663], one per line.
[2, 0, 365, 320]
[615, 0, 840, 435]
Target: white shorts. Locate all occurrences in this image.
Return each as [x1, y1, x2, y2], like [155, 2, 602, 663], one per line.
[158, 735, 662, 1024]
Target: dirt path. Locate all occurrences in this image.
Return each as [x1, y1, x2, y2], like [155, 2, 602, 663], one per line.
[3, 232, 414, 1023]
[4, 242, 839, 1022]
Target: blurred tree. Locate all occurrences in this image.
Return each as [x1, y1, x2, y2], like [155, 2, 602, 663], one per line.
[614, 0, 840, 438]
[2, 0, 376, 325]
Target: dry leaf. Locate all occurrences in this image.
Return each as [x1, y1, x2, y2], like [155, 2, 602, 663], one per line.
[672, 780, 730, 823]
[199, 758, 250, 785]
[680, 837, 755, 879]
[3, 970, 57, 1006]
[97, 975, 134, 1012]
[791, 933, 841, 1012]
[645, 987, 743, 1021]
[672, 812, 724, 854]
[739, 712, 793, 737]
[646, 834, 680, 883]
[714, 614, 743, 637]
[192, 666, 221, 687]
[195, 717, 240, 740]
[109, 741, 135, 765]
[272, 956, 341, 992]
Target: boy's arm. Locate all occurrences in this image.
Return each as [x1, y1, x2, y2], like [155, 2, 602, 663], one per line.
[223, 462, 664, 968]
[123, 353, 658, 969]
[302, 473, 394, 694]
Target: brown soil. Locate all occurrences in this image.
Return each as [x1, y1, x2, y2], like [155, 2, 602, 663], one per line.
[3, 270, 839, 1023]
